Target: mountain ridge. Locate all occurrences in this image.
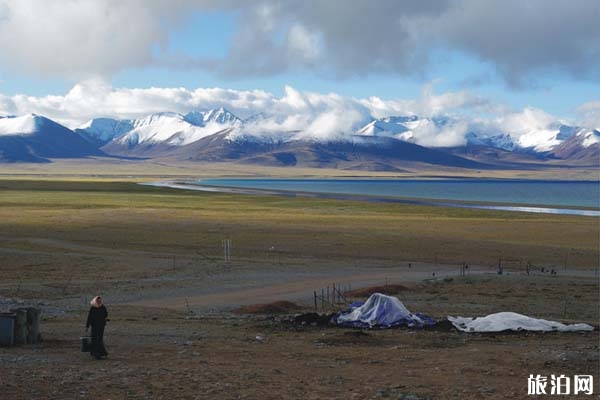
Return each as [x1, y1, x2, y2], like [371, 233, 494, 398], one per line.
[1, 110, 597, 168]
[0, 114, 104, 162]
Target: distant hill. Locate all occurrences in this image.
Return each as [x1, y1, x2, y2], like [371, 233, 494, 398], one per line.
[550, 129, 599, 165]
[0, 114, 103, 162]
[144, 130, 488, 170]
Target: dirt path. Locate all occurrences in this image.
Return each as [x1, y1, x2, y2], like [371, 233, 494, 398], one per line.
[127, 266, 484, 311]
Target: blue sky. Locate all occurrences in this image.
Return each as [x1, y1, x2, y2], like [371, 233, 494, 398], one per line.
[0, 0, 598, 130]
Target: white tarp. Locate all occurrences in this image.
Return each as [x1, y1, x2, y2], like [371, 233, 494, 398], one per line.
[335, 293, 427, 328]
[448, 312, 594, 333]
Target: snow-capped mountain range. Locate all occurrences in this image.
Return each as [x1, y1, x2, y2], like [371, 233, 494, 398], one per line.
[75, 107, 241, 147]
[354, 114, 598, 153]
[0, 109, 598, 168]
[75, 107, 598, 153]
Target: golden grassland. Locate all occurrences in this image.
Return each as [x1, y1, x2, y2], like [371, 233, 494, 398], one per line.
[1, 178, 597, 265]
[0, 159, 597, 306]
[0, 176, 597, 303]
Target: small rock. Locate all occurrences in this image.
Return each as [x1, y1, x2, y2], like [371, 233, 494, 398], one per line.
[479, 386, 496, 395]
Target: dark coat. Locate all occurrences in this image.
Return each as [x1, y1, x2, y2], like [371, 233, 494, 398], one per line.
[86, 305, 108, 329]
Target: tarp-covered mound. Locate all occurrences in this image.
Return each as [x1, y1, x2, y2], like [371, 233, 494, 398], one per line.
[333, 293, 436, 328]
[448, 312, 594, 333]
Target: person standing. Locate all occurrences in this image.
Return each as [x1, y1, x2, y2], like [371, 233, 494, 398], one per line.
[86, 296, 108, 359]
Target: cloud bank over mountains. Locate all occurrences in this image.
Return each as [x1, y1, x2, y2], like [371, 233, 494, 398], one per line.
[1, 80, 597, 149]
[577, 101, 600, 129]
[0, 1, 596, 148]
[0, 0, 598, 86]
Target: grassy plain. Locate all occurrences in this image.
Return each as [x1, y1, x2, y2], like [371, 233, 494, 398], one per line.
[0, 177, 597, 302]
[0, 164, 598, 399]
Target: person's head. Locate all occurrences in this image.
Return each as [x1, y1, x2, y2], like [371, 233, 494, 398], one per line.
[91, 296, 102, 307]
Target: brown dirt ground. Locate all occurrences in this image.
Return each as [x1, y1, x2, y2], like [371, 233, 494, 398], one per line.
[1, 274, 598, 400]
[232, 301, 302, 314]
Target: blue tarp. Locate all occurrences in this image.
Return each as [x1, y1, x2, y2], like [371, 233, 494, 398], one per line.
[332, 293, 436, 329]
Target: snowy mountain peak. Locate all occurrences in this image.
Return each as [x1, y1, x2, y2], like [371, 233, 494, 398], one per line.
[205, 107, 239, 124]
[113, 109, 241, 147]
[0, 114, 103, 162]
[0, 114, 38, 135]
[577, 129, 600, 148]
[465, 132, 517, 151]
[132, 112, 182, 129]
[516, 128, 563, 152]
[356, 115, 455, 144]
[77, 117, 133, 144]
[0, 114, 62, 136]
[356, 117, 410, 137]
[356, 120, 381, 136]
[184, 107, 240, 127]
[116, 113, 190, 146]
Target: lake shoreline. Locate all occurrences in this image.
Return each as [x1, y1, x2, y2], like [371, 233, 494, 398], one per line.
[144, 180, 600, 217]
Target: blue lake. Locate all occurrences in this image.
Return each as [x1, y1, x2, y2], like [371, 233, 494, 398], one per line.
[198, 178, 600, 213]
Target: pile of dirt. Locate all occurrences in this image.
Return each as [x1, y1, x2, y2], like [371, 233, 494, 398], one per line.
[289, 312, 336, 327]
[345, 284, 409, 298]
[232, 300, 303, 314]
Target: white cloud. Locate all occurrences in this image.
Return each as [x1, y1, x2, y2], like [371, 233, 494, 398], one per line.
[0, 78, 272, 127]
[239, 86, 372, 140]
[408, 120, 470, 148]
[418, 82, 492, 116]
[576, 100, 600, 130]
[504, 116, 559, 151]
[0, 80, 373, 140]
[468, 107, 565, 151]
[1, 1, 598, 86]
[0, 1, 197, 79]
[286, 24, 323, 64]
[359, 81, 495, 119]
[494, 108, 555, 137]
